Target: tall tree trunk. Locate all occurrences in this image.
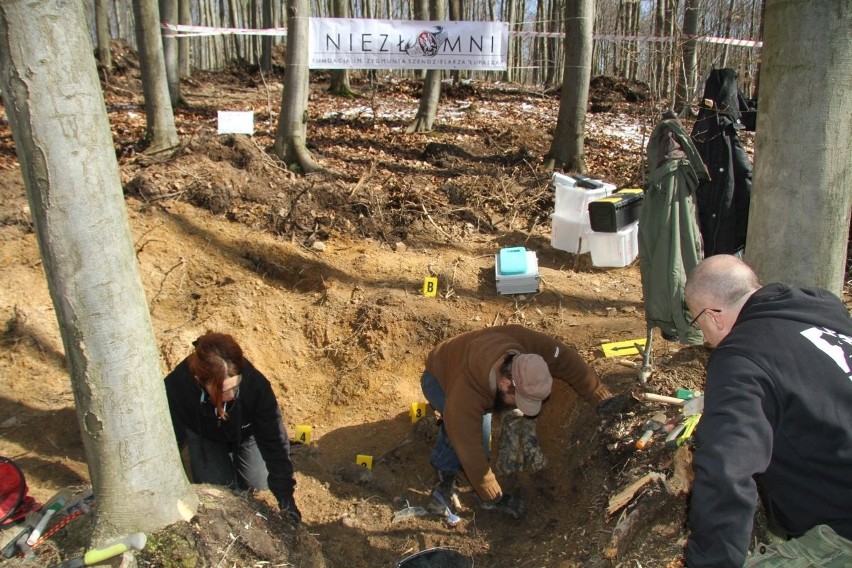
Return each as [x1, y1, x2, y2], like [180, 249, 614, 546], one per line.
[676, 0, 699, 116]
[0, 0, 198, 542]
[95, 0, 112, 72]
[133, 0, 180, 151]
[448, 0, 462, 85]
[720, 0, 735, 68]
[543, 0, 594, 172]
[329, 0, 353, 96]
[626, 0, 640, 80]
[631, 1, 640, 80]
[364, 0, 377, 83]
[407, 0, 445, 133]
[261, 0, 273, 73]
[663, 0, 676, 101]
[249, 0, 259, 66]
[653, 0, 665, 98]
[545, 0, 560, 86]
[752, 0, 766, 99]
[412, 0, 429, 81]
[533, 0, 545, 85]
[160, 0, 181, 106]
[178, 0, 191, 76]
[512, 0, 524, 82]
[113, 0, 124, 39]
[745, 0, 852, 294]
[272, 0, 322, 172]
[615, 0, 625, 76]
[228, 0, 242, 62]
[503, 0, 516, 81]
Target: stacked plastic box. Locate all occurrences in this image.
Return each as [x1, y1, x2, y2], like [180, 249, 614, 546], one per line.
[585, 188, 643, 268]
[495, 247, 540, 295]
[587, 221, 640, 267]
[550, 173, 615, 254]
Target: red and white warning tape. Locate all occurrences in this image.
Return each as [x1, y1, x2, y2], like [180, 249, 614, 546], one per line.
[518, 31, 761, 47]
[162, 22, 287, 37]
[161, 22, 761, 48]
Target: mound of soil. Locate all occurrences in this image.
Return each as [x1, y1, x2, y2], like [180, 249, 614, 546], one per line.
[589, 75, 651, 113]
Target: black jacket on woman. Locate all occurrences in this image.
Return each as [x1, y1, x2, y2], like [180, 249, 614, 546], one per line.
[164, 358, 296, 504]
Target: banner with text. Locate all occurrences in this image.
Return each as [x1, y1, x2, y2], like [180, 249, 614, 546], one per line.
[309, 19, 508, 71]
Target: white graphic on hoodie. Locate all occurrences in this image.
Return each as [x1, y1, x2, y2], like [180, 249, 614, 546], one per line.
[800, 326, 852, 381]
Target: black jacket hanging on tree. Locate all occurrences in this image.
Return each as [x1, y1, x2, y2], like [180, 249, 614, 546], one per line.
[690, 68, 756, 256]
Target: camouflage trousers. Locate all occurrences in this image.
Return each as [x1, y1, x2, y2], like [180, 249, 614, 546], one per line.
[743, 525, 852, 568]
[494, 409, 547, 475]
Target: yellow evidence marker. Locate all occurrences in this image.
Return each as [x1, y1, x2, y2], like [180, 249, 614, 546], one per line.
[356, 454, 373, 470]
[295, 425, 312, 445]
[422, 277, 438, 297]
[410, 402, 428, 423]
[601, 338, 647, 358]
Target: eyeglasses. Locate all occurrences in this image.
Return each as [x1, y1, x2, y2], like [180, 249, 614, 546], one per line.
[222, 374, 242, 397]
[688, 307, 722, 329]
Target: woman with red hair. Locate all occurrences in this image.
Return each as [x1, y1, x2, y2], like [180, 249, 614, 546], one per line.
[164, 332, 301, 523]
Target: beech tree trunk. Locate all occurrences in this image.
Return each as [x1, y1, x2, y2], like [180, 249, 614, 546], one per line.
[0, 0, 198, 542]
[178, 0, 191, 76]
[134, 0, 180, 151]
[676, 0, 699, 116]
[95, 0, 112, 71]
[328, 0, 353, 96]
[407, 0, 445, 133]
[745, 0, 852, 294]
[160, 0, 181, 105]
[261, 0, 273, 73]
[543, 0, 594, 172]
[272, 0, 322, 172]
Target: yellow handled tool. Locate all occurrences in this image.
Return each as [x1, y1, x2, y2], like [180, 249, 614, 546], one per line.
[49, 532, 147, 568]
[666, 413, 701, 448]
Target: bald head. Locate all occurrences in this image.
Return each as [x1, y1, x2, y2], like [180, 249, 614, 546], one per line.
[685, 255, 761, 310]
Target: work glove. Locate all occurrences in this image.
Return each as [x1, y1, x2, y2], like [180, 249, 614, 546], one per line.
[481, 493, 524, 519]
[279, 497, 302, 524]
[596, 394, 632, 418]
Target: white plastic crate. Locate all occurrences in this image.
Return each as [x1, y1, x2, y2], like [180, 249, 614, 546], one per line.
[588, 221, 639, 268]
[552, 172, 577, 190]
[550, 213, 591, 254]
[552, 173, 616, 220]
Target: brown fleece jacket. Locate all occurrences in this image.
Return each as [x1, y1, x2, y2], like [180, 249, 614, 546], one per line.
[425, 324, 612, 501]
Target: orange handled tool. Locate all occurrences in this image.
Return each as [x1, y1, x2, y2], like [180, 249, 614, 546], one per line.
[635, 412, 667, 450]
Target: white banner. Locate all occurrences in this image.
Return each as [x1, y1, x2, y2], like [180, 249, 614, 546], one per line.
[309, 19, 508, 71]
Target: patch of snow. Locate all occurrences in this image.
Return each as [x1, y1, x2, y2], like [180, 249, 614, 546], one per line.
[587, 113, 649, 148]
[317, 88, 647, 149]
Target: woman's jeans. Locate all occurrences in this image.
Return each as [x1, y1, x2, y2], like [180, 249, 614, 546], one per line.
[743, 525, 852, 568]
[420, 370, 491, 474]
[185, 429, 269, 491]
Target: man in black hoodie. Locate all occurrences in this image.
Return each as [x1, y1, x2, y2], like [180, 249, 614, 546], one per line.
[683, 255, 852, 567]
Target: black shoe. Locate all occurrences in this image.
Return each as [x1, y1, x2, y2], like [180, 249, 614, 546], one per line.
[436, 470, 457, 494]
[428, 471, 460, 514]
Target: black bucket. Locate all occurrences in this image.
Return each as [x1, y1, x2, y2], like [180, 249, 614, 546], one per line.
[396, 547, 472, 568]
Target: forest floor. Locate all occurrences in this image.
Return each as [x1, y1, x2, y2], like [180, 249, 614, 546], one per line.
[0, 42, 848, 568]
